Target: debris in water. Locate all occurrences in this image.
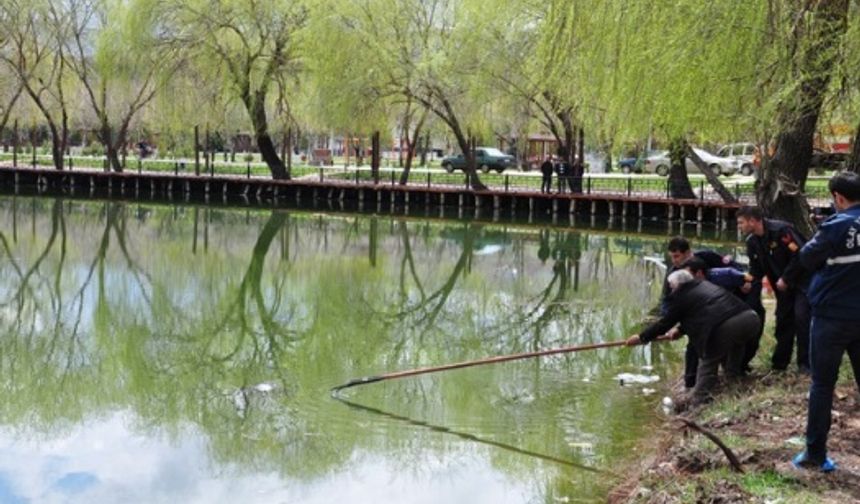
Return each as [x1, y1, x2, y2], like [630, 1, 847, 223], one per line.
[615, 373, 660, 386]
[642, 388, 657, 395]
[253, 382, 276, 393]
[661, 396, 675, 415]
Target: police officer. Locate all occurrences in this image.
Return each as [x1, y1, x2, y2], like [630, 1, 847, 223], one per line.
[736, 206, 811, 373]
[792, 171, 860, 473]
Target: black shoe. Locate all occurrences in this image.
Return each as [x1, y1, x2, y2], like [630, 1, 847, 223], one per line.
[798, 365, 811, 375]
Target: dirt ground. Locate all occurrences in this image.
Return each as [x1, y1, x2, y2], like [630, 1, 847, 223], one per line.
[610, 369, 860, 503]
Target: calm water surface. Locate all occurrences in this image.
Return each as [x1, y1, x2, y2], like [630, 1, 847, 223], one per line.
[0, 197, 743, 503]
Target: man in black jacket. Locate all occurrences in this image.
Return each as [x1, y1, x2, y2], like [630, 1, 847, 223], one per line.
[736, 206, 811, 373]
[628, 270, 761, 406]
[540, 156, 554, 194]
[659, 237, 737, 388]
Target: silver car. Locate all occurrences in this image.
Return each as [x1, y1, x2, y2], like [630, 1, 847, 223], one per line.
[716, 142, 756, 176]
[643, 147, 739, 176]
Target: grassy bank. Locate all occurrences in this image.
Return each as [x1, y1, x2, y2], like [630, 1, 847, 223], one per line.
[614, 300, 860, 503]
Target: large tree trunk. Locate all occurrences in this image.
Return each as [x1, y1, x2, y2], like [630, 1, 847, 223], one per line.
[47, 123, 66, 171]
[399, 111, 427, 185]
[848, 118, 860, 173]
[248, 93, 289, 180]
[686, 146, 737, 203]
[668, 138, 695, 199]
[448, 128, 485, 191]
[756, 0, 849, 237]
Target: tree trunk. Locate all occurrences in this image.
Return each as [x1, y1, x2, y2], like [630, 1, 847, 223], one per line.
[450, 129, 486, 191]
[106, 144, 122, 172]
[371, 131, 380, 184]
[668, 138, 695, 199]
[248, 93, 288, 180]
[756, 0, 849, 237]
[399, 111, 427, 185]
[45, 123, 67, 171]
[686, 145, 737, 203]
[420, 131, 430, 166]
[577, 127, 585, 167]
[848, 119, 860, 173]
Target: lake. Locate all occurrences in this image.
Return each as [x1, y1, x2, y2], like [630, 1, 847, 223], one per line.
[0, 196, 743, 503]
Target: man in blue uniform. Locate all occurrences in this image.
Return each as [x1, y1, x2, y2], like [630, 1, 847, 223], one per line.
[736, 206, 811, 373]
[792, 171, 860, 473]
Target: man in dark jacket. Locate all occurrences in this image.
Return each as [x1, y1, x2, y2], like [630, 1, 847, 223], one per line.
[683, 256, 766, 371]
[737, 206, 811, 373]
[628, 270, 760, 406]
[660, 237, 736, 388]
[792, 171, 860, 473]
[540, 156, 554, 194]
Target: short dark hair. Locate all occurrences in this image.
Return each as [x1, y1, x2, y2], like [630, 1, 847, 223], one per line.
[667, 236, 690, 253]
[829, 171, 860, 202]
[736, 206, 764, 220]
[682, 256, 708, 274]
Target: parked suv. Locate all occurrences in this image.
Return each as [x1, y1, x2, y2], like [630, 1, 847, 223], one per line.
[441, 147, 517, 173]
[716, 143, 756, 176]
[642, 147, 739, 176]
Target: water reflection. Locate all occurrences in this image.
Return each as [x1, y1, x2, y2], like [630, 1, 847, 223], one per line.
[0, 196, 744, 502]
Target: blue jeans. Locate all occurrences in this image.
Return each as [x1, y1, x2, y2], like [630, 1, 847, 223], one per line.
[805, 316, 860, 462]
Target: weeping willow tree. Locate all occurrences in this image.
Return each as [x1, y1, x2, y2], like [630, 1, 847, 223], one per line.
[480, 0, 582, 168]
[0, 0, 77, 170]
[310, 0, 504, 190]
[158, 0, 308, 180]
[539, 0, 858, 227]
[61, 0, 182, 173]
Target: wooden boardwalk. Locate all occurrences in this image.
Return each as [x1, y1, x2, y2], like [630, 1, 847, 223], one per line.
[0, 166, 743, 225]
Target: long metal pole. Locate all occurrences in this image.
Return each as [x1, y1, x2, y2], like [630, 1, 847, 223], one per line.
[331, 336, 669, 393]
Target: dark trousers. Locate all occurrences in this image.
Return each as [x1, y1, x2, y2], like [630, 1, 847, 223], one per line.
[541, 174, 552, 193]
[684, 342, 698, 388]
[692, 310, 761, 404]
[742, 284, 766, 370]
[772, 289, 811, 370]
[805, 316, 860, 462]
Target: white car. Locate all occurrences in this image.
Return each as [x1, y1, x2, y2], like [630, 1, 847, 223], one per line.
[716, 142, 756, 176]
[642, 147, 739, 176]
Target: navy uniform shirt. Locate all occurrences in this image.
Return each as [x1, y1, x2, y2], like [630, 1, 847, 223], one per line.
[800, 204, 860, 320]
[745, 219, 810, 291]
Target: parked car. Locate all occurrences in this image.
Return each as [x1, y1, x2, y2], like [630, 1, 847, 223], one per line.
[618, 156, 641, 173]
[642, 147, 739, 176]
[716, 142, 756, 176]
[441, 147, 517, 173]
[810, 147, 849, 172]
